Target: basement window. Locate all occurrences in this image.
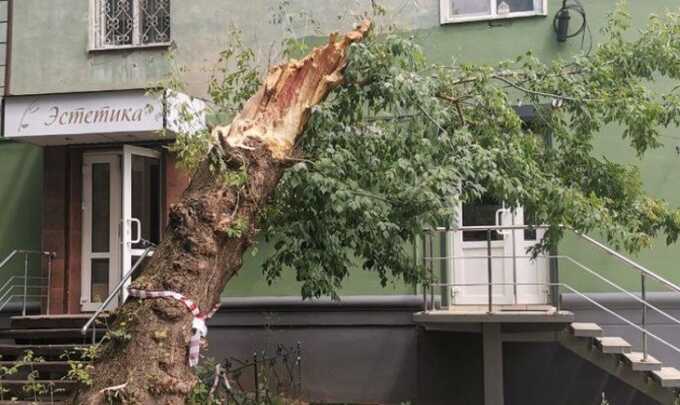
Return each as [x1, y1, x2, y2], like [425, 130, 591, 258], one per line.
[90, 0, 171, 51]
[440, 0, 547, 24]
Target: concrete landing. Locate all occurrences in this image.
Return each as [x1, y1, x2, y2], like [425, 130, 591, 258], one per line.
[414, 305, 574, 324]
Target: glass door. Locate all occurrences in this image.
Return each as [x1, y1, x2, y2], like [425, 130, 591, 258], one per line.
[81, 153, 121, 312]
[121, 145, 162, 301]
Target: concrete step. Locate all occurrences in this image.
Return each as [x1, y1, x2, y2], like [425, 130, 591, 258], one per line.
[0, 328, 103, 344]
[11, 314, 109, 330]
[0, 402, 65, 405]
[621, 352, 662, 372]
[570, 322, 603, 338]
[0, 344, 88, 360]
[595, 337, 632, 354]
[0, 361, 78, 374]
[0, 379, 77, 398]
[651, 367, 680, 388]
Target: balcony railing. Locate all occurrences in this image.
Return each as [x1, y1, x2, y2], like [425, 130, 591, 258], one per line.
[0, 250, 55, 316]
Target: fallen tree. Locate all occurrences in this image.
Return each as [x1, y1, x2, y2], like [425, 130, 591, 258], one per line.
[78, 4, 680, 404]
[77, 20, 372, 405]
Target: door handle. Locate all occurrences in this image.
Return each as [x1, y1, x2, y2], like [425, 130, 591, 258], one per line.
[495, 208, 510, 237]
[130, 218, 142, 244]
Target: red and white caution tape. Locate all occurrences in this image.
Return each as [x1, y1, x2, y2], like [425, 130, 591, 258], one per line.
[128, 287, 220, 367]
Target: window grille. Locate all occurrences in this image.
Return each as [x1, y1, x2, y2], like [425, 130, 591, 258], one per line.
[91, 0, 171, 50]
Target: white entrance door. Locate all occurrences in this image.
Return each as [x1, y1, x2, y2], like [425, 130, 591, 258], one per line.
[449, 197, 548, 306]
[81, 153, 121, 312]
[121, 145, 162, 301]
[81, 146, 162, 311]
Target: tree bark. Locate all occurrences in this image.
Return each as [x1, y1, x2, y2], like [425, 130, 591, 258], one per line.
[77, 21, 371, 405]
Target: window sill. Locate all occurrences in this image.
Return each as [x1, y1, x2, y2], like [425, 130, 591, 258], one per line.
[88, 42, 171, 53]
[440, 11, 547, 25]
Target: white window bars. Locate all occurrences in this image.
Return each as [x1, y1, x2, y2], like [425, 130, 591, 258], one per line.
[90, 0, 171, 50]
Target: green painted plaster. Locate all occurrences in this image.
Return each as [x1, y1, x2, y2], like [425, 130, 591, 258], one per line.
[223, 238, 415, 297]
[5, 0, 680, 295]
[0, 141, 43, 278]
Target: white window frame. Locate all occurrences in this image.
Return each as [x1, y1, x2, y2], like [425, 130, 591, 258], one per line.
[440, 0, 547, 25]
[89, 0, 171, 51]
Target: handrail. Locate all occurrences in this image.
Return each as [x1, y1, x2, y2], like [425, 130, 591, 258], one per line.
[573, 232, 680, 295]
[0, 250, 53, 270]
[0, 249, 55, 316]
[0, 283, 47, 308]
[428, 253, 680, 329]
[425, 225, 680, 295]
[0, 294, 48, 312]
[421, 224, 680, 361]
[427, 225, 548, 232]
[429, 281, 680, 357]
[81, 242, 156, 342]
[0, 276, 47, 300]
[0, 251, 18, 269]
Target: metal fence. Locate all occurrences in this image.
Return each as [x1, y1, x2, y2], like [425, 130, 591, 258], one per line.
[202, 343, 303, 404]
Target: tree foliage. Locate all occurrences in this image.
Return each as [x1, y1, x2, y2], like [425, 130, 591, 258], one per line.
[166, 4, 680, 299]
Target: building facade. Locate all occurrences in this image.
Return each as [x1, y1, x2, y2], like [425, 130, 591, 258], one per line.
[1, 1, 680, 404]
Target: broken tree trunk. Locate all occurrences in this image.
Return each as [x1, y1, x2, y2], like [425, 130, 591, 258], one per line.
[77, 20, 371, 405]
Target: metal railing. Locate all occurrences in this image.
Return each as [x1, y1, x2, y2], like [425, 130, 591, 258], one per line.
[81, 242, 156, 344]
[421, 224, 680, 362]
[435, 281, 680, 359]
[0, 250, 55, 316]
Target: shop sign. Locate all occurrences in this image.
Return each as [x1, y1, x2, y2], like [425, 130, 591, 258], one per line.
[4, 90, 163, 138]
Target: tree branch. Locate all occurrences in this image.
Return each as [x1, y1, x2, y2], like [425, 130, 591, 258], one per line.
[491, 75, 595, 103]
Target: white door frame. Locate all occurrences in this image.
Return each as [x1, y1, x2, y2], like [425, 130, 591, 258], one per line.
[81, 152, 121, 312]
[121, 145, 161, 301]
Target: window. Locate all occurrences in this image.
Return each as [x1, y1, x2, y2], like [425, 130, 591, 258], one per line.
[440, 0, 547, 24]
[90, 0, 171, 50]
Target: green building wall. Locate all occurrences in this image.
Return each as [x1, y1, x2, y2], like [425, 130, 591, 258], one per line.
[0, 141, 42, 279]
[4, 0, 680, 296]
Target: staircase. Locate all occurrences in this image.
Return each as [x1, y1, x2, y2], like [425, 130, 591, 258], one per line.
[0, 315, 101, 404]
[561, 322, 680, 404]
[418, 225, 680, 404]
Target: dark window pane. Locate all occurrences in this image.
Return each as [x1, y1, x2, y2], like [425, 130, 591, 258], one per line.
[91, 163, 110, 253]
[91, 259, 110, 303]
[131, 155, 161, 248]
[141, 0, 171, 44]
[450, 0, 491, 16]
[105, 0, 134, 45]
[524, 208, 537, 240]
[462, 195, 503, 242]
